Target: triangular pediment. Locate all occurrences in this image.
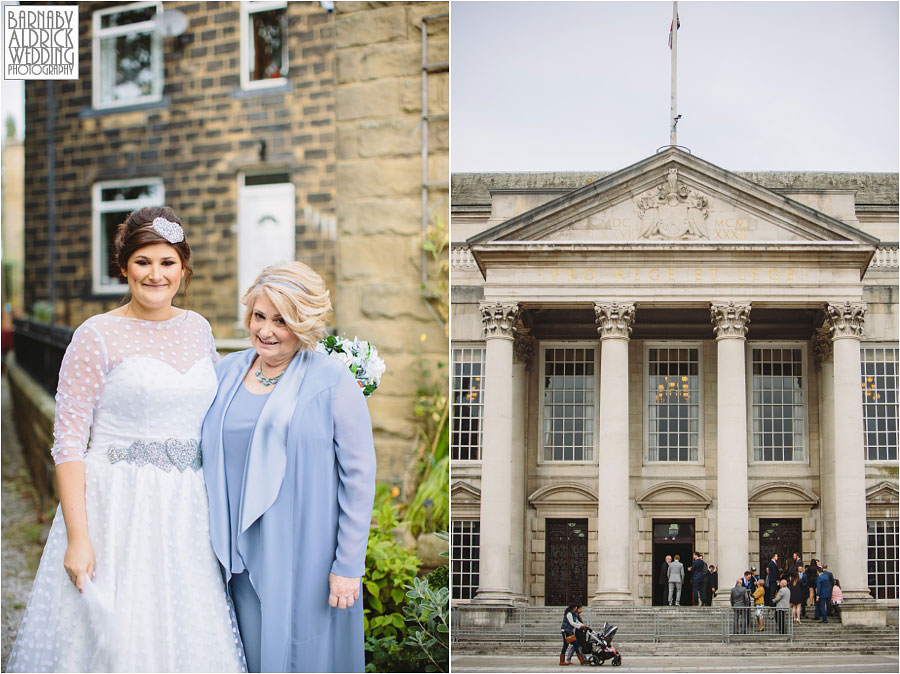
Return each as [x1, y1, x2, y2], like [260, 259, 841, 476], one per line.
[468, 148, 879, 247]
[866, 481, 899, 505]
[451, 481, 481, 504]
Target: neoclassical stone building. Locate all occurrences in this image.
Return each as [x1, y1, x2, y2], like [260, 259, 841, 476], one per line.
[450, 148, 898, 625]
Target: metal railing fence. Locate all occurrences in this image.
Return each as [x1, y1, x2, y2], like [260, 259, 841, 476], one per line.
[451, 606, 793, 644]
[12, 318, 74, 396]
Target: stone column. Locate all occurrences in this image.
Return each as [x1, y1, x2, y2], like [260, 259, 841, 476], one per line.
[509, 329, 535, 602]
[813, 328, 836, 571]
[710, 301, 751, 604]
[473, 301, 520, 604]
[823, 302, 878, 616]
[592, 302, 635, 605]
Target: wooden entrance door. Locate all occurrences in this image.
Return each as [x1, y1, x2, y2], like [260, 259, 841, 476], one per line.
[545, 518, 588, 606]
[759, 518, 802, 579]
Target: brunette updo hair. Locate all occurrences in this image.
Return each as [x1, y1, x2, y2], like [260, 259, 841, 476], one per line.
[114, 206, 193, 293]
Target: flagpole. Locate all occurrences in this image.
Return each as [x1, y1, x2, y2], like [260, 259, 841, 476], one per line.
[670, 1, 678, 146]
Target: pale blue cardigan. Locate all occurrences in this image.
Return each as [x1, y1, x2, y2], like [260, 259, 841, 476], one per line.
[201, 348, 376, 672]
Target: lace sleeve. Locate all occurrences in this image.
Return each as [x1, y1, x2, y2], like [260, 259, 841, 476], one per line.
[206, 320, 220, 364]
[51, 321, 108, 464]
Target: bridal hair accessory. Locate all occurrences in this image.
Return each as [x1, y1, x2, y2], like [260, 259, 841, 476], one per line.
[150, 217, 185, 244]
[259, 274, 310, 295]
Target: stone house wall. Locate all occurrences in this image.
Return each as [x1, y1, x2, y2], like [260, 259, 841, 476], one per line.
[22, 0, 336, 337]
[334, 2, 449, 481]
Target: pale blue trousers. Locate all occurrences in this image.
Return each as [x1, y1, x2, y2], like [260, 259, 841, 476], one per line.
[231, 571, 262, 672]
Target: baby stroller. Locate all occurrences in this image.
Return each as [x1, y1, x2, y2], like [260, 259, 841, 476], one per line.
[577, 622, 622, 666]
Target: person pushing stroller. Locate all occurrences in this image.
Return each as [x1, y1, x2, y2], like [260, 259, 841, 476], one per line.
[559, 605, 588, 666]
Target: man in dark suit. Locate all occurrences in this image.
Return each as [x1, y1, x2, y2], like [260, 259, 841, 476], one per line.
[658, 555, 671, 605]
[765, 553, 779, 606]
[707, 564, 718, 605]
[821, 563, 835, 616]
[688, 552, 708, 606]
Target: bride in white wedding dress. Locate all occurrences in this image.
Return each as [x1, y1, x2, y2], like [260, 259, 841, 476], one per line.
[7, 208, 245, 673]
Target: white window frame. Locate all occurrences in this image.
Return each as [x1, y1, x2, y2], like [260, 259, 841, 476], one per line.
[746, 342, 809, 465]
[451, 344, 486, 464]
[92, 178, 165, 295]
[92, 1, 164, 110]
[861, 344, 899, 464]
[866, 518, 899, 600]
[240, 1, 289, 90]
[451, 519, 481, 602]
[643, 341, 704, 465]
[537, 341, 600, 465]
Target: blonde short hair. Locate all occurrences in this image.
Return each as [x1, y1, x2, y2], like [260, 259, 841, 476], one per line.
[241, 261, 332, 351]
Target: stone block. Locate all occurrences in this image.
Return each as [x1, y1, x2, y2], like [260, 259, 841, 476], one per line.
[360, 284, 432, 322]
[337, 235, 418, 280]
[406, 3, 448, 37]
[416, 532, 448, 569]
[638, 539, 652, 554]
[336, 80, 408, 121]
[336, 158, 420, 198]
[531, 539, 545, 553]
[335, 124, 359, 160]
[335, 49, 362, 84]
[427, 71, 449, 113]
[358, 118, 421, 158]
[639, 518, 652, 532]
[360, 42, 421, 81]
[345, 197, 421, 235]
[335, 6, 407, 49]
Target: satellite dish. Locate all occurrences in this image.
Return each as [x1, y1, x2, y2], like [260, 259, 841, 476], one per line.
[155, 9, 188, 38]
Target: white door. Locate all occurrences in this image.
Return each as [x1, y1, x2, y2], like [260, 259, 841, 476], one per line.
[237, 175, 296, 318]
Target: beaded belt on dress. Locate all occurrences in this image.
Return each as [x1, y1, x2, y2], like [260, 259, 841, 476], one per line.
[106, 438, 202, 473]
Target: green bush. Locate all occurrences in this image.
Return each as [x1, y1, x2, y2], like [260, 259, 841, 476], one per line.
[363, 499, 420, 641]
[426, 564, 449, 592]
[401, 576, 450, 672]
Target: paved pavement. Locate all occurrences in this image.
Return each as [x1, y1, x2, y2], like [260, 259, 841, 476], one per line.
[451, 654, 900, 673]
[1, 375, 50, 671]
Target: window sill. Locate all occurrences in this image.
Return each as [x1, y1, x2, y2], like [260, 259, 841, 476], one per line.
[81, 97, 171, 119]
[232, 80, 292, 99]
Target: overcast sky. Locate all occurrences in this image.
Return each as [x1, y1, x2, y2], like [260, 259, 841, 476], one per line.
[451, 0, 899, 173]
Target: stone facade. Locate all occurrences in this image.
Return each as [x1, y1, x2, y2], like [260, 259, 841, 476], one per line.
[22, 1, 336, 337]
[2, 136, 25, 318]
[334, 2, 449, 481]
[450, 149, 899, 624]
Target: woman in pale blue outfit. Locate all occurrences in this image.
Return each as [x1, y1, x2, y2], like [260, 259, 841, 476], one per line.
[201, 261, 376, 673]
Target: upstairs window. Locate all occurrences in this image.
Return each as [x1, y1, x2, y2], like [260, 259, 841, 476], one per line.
[241, 1, 288, 89]
[861, 346, 898, 462]
[647, 346, 700, 462]
[451, 347, 485, 461]
[92, 179, 164, 295]
[751, 346, 806, 462]
[542, 346, 596, 462]
[93, 2, 163, 108]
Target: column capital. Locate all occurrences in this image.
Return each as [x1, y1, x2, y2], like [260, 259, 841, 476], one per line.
[480, 301, 519, 340]
[594, 301, 635, 339]
[710, 301, 751, 339]
[812, 327, 834, 370]
[513, 329, 536, 368]
[824, 301, 866, 340]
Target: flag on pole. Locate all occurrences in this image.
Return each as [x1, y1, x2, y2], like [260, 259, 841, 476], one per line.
[668, 12, 680, 49]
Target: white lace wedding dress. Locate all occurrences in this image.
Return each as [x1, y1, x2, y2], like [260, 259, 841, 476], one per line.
[7, 311, 246, 673]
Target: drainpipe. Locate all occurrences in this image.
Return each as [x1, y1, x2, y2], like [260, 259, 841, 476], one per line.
[46, 81, 56, 324]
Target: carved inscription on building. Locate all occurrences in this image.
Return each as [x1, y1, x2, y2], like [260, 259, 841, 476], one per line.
[534, 267, 812, 284]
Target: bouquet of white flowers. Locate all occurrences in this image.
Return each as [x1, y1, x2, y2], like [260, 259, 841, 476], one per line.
[316, 334, 386, 397]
